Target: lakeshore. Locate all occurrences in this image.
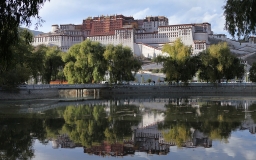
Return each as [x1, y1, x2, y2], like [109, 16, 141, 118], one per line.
[1, 83, 256, 100]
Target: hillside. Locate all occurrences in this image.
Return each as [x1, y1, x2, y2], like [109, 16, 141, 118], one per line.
[21, 27, 44, 36]
[29, 29, 44, 36]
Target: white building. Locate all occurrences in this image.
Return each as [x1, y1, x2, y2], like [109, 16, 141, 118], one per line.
[32, 24, 85, 52]
[32, 15, 256, 59]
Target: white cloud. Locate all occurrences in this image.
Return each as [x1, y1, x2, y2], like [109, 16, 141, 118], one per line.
[243, 150, 256, 160]
[135, 152, 150, 160]
[133, 8, 150, 19]
[223, 148, 236, 157]
[205, 148, 218, 153]
[168, 15, 182, 25]
[189, 6, 202, 13]
[202, 12, 218, 23]
[32, 0, 229, 35]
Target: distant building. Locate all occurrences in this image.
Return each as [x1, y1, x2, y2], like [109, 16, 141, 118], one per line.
[32, 14, 256, 58]
[83, 141, 135, 157]
[32, 15, 210, 57]
[32, 24, 84, 52]
[134, 124, 212, 150]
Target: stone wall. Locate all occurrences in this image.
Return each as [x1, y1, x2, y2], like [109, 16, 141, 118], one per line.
[1, 84, 256, 100]
[101, 85, 256, 97]
[0, 88, 59, 100]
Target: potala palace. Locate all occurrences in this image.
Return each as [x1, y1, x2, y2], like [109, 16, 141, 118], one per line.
[32, 14, 256, 58]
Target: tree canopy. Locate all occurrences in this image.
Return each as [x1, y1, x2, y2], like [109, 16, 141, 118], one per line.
[62, 103, 141, 147]
[223, 0, 256, 38]
[27, 45, 65, 84]
[198, 42, 244, 83]
[159, 99, 245, 146]
[42, 46, 64, 84]
[104, 44, 141, 84]
[63, 40, 107, 84]
[0, 29, 34, 86]
[0, 0, 49, 73]
[156, 38, 198, 84]
[249, 62, 256, 82]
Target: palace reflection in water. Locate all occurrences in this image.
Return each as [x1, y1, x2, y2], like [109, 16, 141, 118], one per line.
[1, 96, 256, 159]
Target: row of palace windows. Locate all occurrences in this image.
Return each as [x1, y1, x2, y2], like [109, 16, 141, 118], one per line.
[136, 33, 179, 39]
[34, 36, 60, 42]
[180, 29, 191, 36]
[67, 36, 82, 41]
[159, 26, 190, 32]
[68, 31, 82, 35]
[60, 46, 70, 51]
[89, 34, 132, 41]
[60, 25, 72, 29]
[195, 44, 205, 50]
[115, 30, 132, 33]
[34, 36, 83, 42]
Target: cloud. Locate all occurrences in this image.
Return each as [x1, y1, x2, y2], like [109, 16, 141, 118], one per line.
[202, 12, 218, 23]
[133, 8, 150, 19]
[243, 150, 256, 160]
[32, 0, 228, 35]
[135, 152, 150, 160]
[223, 148, 236, 157]
[168, 15, 182, 25]
[189, 6, 202, 13]
[205, 148, 218, 153]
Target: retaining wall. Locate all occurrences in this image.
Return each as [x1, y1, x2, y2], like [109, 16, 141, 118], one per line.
[1, 84, 256, 100]
[101, 85, 256, 97]
[0, 88, 59, 100]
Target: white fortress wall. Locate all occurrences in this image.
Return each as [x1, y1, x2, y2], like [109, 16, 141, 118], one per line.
[230, 49, 253, 55]
[31, 16, 256, 58]
[88, 28, 135, 52]
[32, 24, 84, 52]
[134, 43, 162, 58]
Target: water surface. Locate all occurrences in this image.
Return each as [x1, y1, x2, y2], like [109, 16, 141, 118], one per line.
[1, 96, 256, 160]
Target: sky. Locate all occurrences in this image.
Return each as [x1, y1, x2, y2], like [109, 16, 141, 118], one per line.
[29, 0, 229, 36]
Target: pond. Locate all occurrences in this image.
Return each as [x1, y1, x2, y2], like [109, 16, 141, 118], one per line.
[1, 96, 256, 160]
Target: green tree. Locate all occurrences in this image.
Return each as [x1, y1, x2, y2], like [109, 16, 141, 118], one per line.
[249, 104, 256, 122]
[249, 62, 256, 82]
[156, 38, 199, 84]
[0, 29, 34, 87]
[28, 45, 64, 84]
[63, 40, 107, 84]
[0, 117, 44, 160]
[198, 42, 243, 83]
[159, 99, 245, 146]
[104, 44, 141, 84]
[224, 57, 244, 82]
[103, 104, 141, 143]
[62, 105, 108, 147]
[0, 0, 49, 74]
[43, 47, 64, 84]
[223, 0, 256, 38]
[162, 125, 190, 147]
[27, 45, 47, 84]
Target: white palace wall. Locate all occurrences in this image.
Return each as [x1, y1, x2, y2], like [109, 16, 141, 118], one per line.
[134, 43, 163, 58]
[210, 34, 256, 55]
[32, 19, 256, 58]
[88, 29, 134, 52]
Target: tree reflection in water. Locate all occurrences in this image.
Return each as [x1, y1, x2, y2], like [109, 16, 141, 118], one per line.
[62, 104, 141, 147]
[159, 98, 246, 147]
[0, 116, 49, 160]
[1, 98, 256, 158]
